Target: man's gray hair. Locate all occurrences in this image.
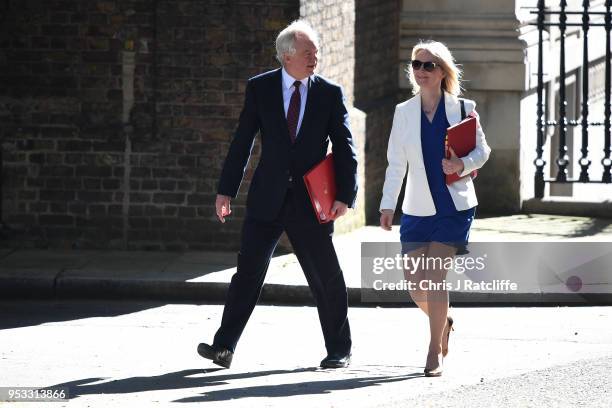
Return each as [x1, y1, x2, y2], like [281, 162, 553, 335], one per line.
[275, 20, 319, 65]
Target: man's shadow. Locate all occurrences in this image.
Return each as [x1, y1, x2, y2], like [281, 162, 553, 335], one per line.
[175, 368, 423, 403]
[48, 366, 423, 402]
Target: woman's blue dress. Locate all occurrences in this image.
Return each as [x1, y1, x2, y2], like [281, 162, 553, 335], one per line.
[400, 96, 475, 255]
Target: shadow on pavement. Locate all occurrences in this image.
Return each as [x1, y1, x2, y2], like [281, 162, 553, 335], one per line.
[0, 300, 166, 330]
[570, 218, 612, 238]
[175, 372, 423, 402]
[45, 367, 422, 402]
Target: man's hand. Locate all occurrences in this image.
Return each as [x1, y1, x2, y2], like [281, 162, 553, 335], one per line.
[215, 194, 232, 223]
[380, 209, 394, 231]
[329, 200, 348, 220]
[442, 146, 465, 175]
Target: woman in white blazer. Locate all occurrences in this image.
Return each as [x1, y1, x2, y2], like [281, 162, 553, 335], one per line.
[379, 41, 490, 377]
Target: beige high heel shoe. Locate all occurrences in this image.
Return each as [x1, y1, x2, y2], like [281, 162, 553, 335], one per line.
[424, 353, 444, 377]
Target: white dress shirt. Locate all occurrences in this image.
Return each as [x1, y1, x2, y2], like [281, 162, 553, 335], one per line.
[282, 68, 311, 138]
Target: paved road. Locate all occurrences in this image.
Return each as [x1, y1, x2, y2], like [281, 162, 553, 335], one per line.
[1, 301, 611, 407]
[376, 356, 612, 408]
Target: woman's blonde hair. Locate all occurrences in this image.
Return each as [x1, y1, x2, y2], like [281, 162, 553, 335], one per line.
[407, 40, 462, 96]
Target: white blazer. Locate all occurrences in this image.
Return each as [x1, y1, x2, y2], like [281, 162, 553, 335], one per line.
[380, 91, 491, 216]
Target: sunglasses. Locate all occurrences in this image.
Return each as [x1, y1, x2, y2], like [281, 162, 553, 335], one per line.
[410, 60, 438, 72]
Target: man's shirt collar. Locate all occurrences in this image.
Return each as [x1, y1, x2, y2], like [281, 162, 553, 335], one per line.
[282, 68, 312, 90]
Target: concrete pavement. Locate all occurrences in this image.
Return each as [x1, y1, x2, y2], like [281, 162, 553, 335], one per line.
[1, 301, 611, 407]
[1, 214, 611, 304]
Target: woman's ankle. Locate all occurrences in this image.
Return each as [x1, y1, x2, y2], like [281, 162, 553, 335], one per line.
[428, 344, 442, 355]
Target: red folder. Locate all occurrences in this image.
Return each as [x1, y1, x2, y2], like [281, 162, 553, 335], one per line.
[445, 114, 478, 184]
[303, 154, 336, 224]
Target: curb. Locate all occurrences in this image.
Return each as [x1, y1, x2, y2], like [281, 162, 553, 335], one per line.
[2, 276, 611, 306]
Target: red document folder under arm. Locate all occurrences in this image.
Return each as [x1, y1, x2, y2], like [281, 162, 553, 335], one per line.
[303, 154, 336, 224]
[445, 114, 478, 185]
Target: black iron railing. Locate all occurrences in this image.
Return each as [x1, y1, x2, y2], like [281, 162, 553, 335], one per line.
[532, 0, 612, 198]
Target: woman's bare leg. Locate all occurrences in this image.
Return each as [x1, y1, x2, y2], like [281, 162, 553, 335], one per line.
[423, 241, 456, 372]
[403, 245, 429, 314]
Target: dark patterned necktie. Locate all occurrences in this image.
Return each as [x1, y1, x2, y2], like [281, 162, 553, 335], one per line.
[286, 80, 301, 143]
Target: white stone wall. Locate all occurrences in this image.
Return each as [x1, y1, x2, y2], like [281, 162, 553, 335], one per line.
[400, 0, 612, 214]
[400, 0, 527, 213]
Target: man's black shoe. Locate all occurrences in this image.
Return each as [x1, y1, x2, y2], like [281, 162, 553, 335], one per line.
[320, 352, 351, 368]
[197, 343, 233, 369]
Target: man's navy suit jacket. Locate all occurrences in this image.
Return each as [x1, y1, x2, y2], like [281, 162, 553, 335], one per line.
[217, 68, 358, 224]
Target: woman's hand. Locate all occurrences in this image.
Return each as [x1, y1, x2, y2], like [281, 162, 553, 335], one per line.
[442, 147, 464, 175]
[380, 209, 394, 231]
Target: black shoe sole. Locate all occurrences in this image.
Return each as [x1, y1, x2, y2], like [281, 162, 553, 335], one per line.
[320, 358, 351, 369]
[212, 359, 231, 369]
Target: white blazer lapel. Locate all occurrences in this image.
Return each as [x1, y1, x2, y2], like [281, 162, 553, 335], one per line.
[444, 91, 462, 126]
[406, 95, 425, 169]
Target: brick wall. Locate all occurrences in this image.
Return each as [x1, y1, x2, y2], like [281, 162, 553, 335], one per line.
[144, 1, 298, 250]
[354, 0, 401, 224]
[300, 1, 354, 106]
[300, 0, 366, 232]
[0, 0, 299, 250]
[0, 0, 151, 249]
[1, 0, 383, 250]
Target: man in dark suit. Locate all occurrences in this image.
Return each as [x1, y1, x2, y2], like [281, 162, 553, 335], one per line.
[197, 20, 358, 369]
